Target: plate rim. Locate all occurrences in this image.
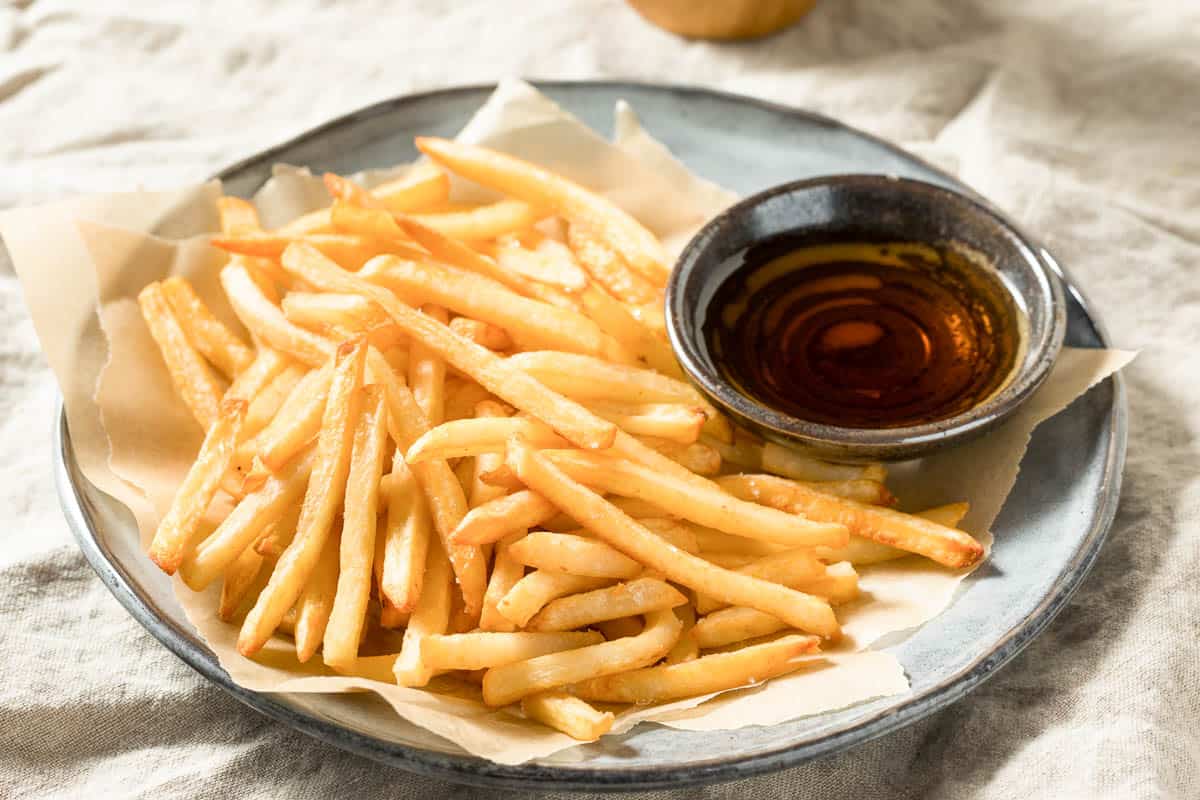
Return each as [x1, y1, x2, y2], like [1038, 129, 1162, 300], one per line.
[52, 79, 1128, 791]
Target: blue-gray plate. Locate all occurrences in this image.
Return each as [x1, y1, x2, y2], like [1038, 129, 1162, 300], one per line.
[53, 81, 1126, 792]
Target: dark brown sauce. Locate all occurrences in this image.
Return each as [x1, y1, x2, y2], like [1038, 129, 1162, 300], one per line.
[704, 242, 1021, 429]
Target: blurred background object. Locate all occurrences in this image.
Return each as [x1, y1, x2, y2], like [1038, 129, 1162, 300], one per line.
[626, 0, 817, 40]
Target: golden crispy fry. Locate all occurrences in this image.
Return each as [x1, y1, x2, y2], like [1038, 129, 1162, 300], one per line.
[160, 276, 254, 379]
[915, 502, 970, 528]
[217, 196, 261, 236]
[180, 450, 313, 590]
[363, 256, 612, 357]
[371, 164, 451, 213]
[241, 363, 306, 440]
[637, 518, 700, 554]
[421, 630, 602, 671]
[324, 386, 389, 668]
[221, 262, 334, 368]
[482, 608, 680, 707]
[761, 442, 886, 483]
[282, 292, 391, 336]
[725, 475, 983, 569]
[527, 577, 687, 632]
[237, 339, 366, 656]
[393, 540, 454, 687]
[497, 571, 612, 628]
[691, 605, 787, 649]
[406, 417, 566, 463]
[544, 450, 846, 548]
[521, 691, 614, 741]
[690, 526, 788, 557]
[635, 437, 722, 476]
[282, 244, 616, 449]
[224, 347, 290, 403]
[452, 489, 560, 546]
[411, 199, 540, 241]
[329, 199, 407, 240]
[138, 281, 225, 428]
[365, 350, 488, 617]
[584, 401, 705, 444]
[416, 138, 670, 284]
[379, 455, 433, 612]
[323, 172, 384, 208]
[694, 548, 826, 614]
[507, 351, 702, 406]
[218, 542, 266, 622]
[571, 633, 820, 703]
[294, 525, 341, 662]
[449, 316, 513, 351]
[148, 399, 246, 573]
[408, 305, 448, 426]
[510, 443, 840, 638]
[254, 362, 334, 471]
[480, 531, 527, 633]
[468, 401, 512, 508]
[507, 532, 643, 579]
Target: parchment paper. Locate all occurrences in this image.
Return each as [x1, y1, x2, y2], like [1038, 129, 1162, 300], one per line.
[0, 79, 1134, 764]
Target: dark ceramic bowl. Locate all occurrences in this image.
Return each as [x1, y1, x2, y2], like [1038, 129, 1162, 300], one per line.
[667, 174, 1067, 461]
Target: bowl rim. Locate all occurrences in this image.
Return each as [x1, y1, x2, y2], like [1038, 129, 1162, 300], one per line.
[666, 173, 1068, 458]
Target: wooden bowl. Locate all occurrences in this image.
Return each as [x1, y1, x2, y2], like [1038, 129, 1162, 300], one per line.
[626, 0, 817, 40]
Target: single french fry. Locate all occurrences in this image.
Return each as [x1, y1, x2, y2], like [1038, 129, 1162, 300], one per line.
[694, 549, 833, 615]
[449, 316, 513, 351]
[411, 199, 541, 241]
[364, 256, 612, 357]
[815, 536, 907, 566]
[252, 503, 302, 559]
[510, 443, 840, 638]
[507, 351, 706, 407]
[294, 525, 342, 663]
[160, 276, 254, 379]
[566, 224, 660, 305]
[727, 475, 982, 568]
[282, 292, 391, 335]
[482, 608, 681, 707]
[416, 138, 670, 284]
[371, 164, 451, 213]
[254, 361, 334, 471]
[379, 455, 433, 613]
[451, 490, 560, 546]
[571, 633, 820, 703]
[521, 691, 614, 741]
[467, 401, 512, 507]
[421, 630, 602, 671]
[323, 172, 384, 208]
[180, 450, 313, 590]
[237, 339, 366, 656]
[224, 347, 290, 403]
[507, 532, 643, 579]
[406, 417, 566, 463]
[635, 437, 722, 476]
[716, 473, 897, 511]
[479, 531, 526, 633]
[148, 399, 246, 573]
[221, 262, 334, 367]
[393, 540, 454, 687]
[138, 282, 225, 428]
[665, 604, 698, 664]
[324, 385, 389, 668]
[527, 577, 687, 632]
[241, 363, 307, 440]
[761, 442, 886, 483]
[496, 571, 612, 628]
[692, 606, 787, 650]
[543, 450, 846, 548]
[408, 305, 448, 427]
[217, 196, 261, 235]
[915, 502, 971, 528]
[637, 518, 700, 554]
[217, 543, 266, 622]
[690, 526, 789, 557]
[281, 243, 617, 450]
[583, 401, 705, 444]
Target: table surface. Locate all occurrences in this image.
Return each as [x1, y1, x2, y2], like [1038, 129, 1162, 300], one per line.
[1, 2, 1196, 799]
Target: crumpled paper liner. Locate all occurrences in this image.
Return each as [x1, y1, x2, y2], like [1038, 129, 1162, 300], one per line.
[0, 79, 1134, 764]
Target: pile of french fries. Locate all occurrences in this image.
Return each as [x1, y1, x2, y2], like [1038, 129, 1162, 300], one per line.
[138, 137, 985, 742]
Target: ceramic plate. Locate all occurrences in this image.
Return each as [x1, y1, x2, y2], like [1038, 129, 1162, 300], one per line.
[54, 81, 1126, 792]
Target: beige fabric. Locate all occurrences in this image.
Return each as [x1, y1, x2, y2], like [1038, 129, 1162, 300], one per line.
[0, 1, 1196, 798]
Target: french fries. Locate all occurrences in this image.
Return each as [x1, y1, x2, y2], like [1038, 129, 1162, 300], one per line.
[139, 141, 986, 741]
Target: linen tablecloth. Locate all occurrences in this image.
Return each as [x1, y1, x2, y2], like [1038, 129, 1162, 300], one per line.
[2, 2, 1196, 797]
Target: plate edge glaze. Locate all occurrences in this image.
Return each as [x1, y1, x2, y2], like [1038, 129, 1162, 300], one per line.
[51, 80, 1128, 792]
